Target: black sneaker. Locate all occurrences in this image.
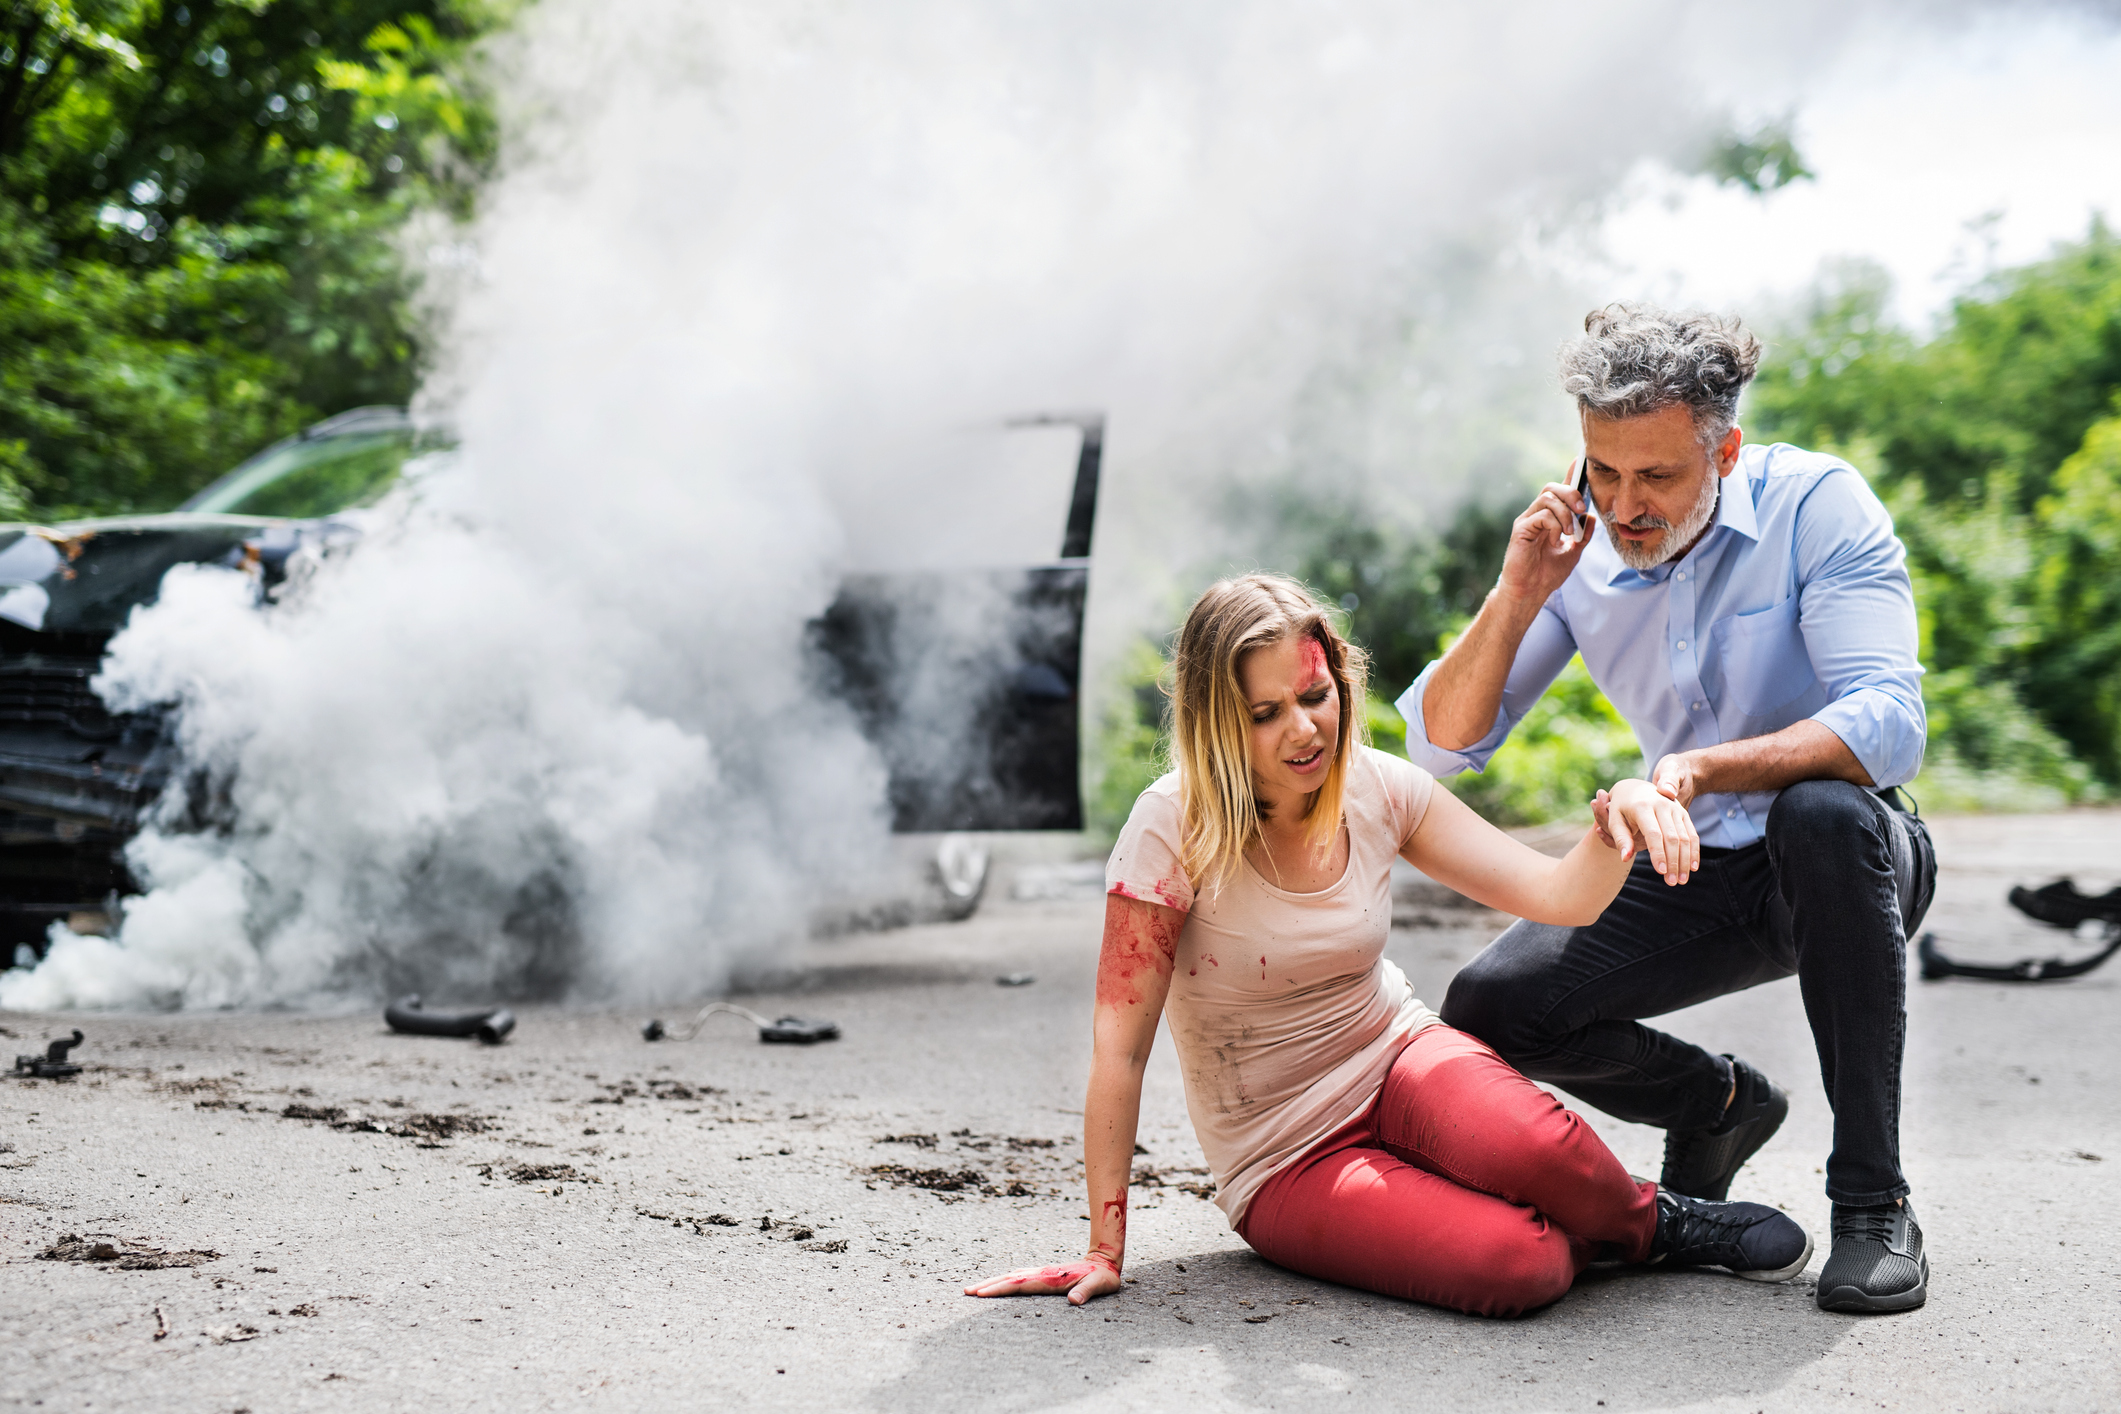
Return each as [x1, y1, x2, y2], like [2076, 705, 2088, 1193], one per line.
[1816, 1200, 1928, 1313]
[1647, 1189, 1813, 1282]
[1661, 1055, 1789, 1201]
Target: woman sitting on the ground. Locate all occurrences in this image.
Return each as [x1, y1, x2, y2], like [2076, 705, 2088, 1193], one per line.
[966, 573, 1810, 1317]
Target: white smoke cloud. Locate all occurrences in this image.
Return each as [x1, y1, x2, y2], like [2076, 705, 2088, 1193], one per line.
[0, 0, 2011, 1010]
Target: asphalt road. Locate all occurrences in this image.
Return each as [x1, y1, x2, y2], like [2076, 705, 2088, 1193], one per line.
[3, 811, 2117, 1413]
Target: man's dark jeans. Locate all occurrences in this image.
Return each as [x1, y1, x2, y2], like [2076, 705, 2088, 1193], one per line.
[1441, 780, 1937, 1206]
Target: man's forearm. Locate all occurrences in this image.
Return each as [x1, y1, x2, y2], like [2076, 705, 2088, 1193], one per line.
[1422, 587, 1546, 751]
[1678, 719, 1874, 799]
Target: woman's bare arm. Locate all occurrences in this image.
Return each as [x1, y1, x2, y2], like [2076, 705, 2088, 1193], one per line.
[1405, 778, 1698, 926]
[964, 892, 1183, 1305]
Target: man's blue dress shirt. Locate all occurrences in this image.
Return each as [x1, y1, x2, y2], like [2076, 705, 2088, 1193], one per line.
[1394, 442, 1926, 849]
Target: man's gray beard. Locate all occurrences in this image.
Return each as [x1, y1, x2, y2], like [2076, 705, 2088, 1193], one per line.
[1610, 469, 1721, 571]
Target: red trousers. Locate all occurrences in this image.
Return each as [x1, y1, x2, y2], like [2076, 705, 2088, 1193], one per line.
[1239, 1024, 1657, 1318]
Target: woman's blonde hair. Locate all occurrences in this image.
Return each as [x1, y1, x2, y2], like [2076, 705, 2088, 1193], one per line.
[1170, 572, 1369, 890]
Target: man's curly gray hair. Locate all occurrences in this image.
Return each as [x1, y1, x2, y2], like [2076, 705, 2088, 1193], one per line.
[1558, 303, 1762, 450]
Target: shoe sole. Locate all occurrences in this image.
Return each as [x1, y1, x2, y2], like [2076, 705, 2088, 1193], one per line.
[1816, 1257, 1929, 1313]
[1735, 1227, 1814, 1284]
[1682, 1084, 1791, 1202]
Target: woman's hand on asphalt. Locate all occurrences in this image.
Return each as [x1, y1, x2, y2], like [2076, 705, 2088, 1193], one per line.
[1598, 778, 1700, 886]
[964, 1255, 1123, 1306]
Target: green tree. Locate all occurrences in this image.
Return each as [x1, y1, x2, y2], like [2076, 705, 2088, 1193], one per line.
[1751, 226, 2121, 512]
[2027, 415, 2121, 781]
[0, 0, 509, 519]
[1750, 228, 2121, 795]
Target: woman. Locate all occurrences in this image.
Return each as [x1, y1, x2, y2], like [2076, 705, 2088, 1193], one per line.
[966, 573, 1810, 1318]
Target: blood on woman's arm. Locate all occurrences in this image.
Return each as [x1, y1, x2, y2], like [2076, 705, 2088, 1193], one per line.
[1095, 894, 1183, 1009]
[1090, 1186, 1127, 1272]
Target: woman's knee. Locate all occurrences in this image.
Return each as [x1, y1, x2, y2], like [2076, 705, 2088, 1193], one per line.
[1440, 1223, 1576, 1318]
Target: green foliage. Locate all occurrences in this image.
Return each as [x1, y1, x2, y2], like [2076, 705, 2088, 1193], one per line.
[2027, 415, 2121, 781]
[1087, 636, 1170, 841]
[1697, 117, 1813, 195]
[0, 0, 512, 519]
[1751, 227, 2121, 512]
[1363, 689, 1406, 757]
[1416, 655, 1642, 827]
[1751, 228, 2121, 798]
[1912, 668, 2095, 811]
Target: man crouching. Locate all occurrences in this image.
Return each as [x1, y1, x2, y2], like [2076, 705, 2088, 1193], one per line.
[1400, 302, 1936, 1314]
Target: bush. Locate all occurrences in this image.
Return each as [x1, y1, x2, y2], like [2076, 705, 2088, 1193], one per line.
[2026, 415, 2121, 782]
[1087, 637, 1170, 841]
[1385, 656, 1644, 826]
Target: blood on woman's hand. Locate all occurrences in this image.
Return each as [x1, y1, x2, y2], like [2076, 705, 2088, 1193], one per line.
[962, 1252, 1123, 1305]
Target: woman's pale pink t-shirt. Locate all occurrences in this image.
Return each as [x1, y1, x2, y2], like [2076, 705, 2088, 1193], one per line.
[1105, 745, 1442, 1228]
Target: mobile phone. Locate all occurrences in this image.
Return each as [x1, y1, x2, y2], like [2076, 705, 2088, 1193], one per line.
[1557, 454, 1590, 550]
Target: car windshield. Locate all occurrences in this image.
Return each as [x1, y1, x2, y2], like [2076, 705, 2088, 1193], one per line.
[182, 420, 415, 518]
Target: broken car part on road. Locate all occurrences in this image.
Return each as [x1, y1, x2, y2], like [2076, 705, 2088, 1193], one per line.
[1918, 876, 2121, 982]
[384, 995, 517, 1044]
[2007, 877, 2121, 930]
[12, 1026, 83, 1077]
[642, 1002, 840, 1045]
[1919, 927, 2121, 982]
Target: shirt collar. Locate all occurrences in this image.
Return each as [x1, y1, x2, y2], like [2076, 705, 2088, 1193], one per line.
[1597, 456, 1762, 586]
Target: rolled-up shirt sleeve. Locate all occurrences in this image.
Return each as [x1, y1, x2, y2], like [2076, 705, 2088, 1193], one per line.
[1394, 598, 1578, 777]
[1794, 470, 1927, 787]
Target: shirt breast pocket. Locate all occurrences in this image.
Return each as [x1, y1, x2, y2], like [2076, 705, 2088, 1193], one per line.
[1710, 596, 1815, 716]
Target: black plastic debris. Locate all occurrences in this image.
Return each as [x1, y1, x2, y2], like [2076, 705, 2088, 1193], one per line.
[643, 1002, 839, 1045]
[995, 973, 1036, 987]
[384, 995, 516, 1045]
[12, 1029, 83, 1078]
[1919, 929, 2121, 983]
[2009, 878, 2121, 930]
[1919, 875, 2121, 982]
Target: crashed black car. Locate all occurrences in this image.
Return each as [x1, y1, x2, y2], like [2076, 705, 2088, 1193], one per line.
[0, 407, 1100, 957]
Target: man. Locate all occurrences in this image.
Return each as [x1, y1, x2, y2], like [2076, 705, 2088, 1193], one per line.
[1397, 303, 1936, 1315]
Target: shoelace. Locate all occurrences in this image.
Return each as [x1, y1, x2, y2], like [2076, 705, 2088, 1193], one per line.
[1833, 1206, 1900, 1244]
[1680, 1203, 1750, 1246]
[1659, 1195, 1752, 1257]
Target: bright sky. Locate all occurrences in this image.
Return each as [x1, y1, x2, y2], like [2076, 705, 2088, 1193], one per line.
[1595, 10, 2121, 330]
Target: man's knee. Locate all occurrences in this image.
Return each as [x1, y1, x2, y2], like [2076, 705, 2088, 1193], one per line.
[1766, 779, 1882, 860]
[1440, 924, 1568, 1060]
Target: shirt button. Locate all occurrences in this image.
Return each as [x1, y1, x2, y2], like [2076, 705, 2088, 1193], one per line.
[1691, 701, 1702, 711]
[1675, 571, 1686, 581]
[1726, 808, 1737, 818]
[1676, 640, 1687, 650]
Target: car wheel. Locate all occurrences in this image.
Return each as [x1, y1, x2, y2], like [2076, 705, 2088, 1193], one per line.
[930, 833, 991, 921]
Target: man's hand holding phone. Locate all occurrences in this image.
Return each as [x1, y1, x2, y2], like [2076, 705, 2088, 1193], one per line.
[1558, 455, 1591, 550]
[1495, 455, 1595, 607]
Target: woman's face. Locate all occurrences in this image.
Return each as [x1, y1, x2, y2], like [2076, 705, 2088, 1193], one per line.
[1237, 631, 1341, 807]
